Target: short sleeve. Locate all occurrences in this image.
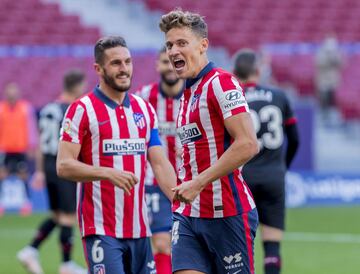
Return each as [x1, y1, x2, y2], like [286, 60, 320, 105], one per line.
[146, 102, 162, 147]
[283, 94, 297, 126]
[60, 102, 88, 144]
[211, 73, 249, 120]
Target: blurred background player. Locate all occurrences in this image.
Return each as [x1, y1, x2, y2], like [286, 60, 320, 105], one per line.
[17, 70, 87, 274]
[233, 49, 300, 274]
[56, 36, 177, 274]
[0, 83, 38, 215]
[136, 46, 184, 274]
[315, 34, 343, 123]
[160, 9, 259, 274]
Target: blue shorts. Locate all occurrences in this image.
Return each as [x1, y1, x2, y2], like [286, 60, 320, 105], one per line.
[83, 235, 156, 274]
[145, 185, 172, 234]
[171, 209, 258, 274]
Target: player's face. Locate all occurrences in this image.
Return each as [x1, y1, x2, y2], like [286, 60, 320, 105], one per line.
[165, 27, 208, 79]
[157, 52, 179, 86]
[96, 46, 133, 92]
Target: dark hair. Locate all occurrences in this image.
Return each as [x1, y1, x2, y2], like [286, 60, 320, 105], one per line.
[63, 69, 85, 91]
[94, 36, 127, 65]
[159, 8, 207, 38]
[233, 49, 259, 81]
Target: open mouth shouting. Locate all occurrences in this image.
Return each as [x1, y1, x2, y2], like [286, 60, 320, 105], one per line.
[173, 58, 186, 73]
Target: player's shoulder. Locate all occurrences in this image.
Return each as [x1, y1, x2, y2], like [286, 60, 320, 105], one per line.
[129, 93, 152, 108]
[70, 92, 93, 109]
[209, 68, 242, 94]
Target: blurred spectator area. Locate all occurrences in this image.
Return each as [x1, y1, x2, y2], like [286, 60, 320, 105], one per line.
[0, 0, 100, 44]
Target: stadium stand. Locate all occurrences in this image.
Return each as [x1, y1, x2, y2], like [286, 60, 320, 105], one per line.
[0, 0, 160, 108]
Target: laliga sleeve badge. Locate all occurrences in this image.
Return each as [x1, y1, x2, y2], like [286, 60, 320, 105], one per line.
[63, 118, 72, 134]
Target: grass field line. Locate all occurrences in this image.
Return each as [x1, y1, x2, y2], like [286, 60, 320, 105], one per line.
[285, 232, 360, 244]
[1, 227, 360, 244]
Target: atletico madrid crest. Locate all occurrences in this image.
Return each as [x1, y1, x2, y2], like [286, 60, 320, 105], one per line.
[190, 94, 201, 112]
[133, 113, 146, 129]
[94, 264, 105, 274]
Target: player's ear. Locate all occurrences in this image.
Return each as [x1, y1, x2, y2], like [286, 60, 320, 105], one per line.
[200, 38, 209, 54]
[94, 63, 102, 75]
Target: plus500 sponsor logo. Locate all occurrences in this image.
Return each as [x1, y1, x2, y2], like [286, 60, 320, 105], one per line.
[177, 123, 202, 145]
[103, 138, 146, 156]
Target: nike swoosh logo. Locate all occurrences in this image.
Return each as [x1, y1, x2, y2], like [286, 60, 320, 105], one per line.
[227, 270, 242, 274]
[99, 120, 110, 126]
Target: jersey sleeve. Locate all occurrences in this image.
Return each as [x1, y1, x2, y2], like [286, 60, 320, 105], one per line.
[60, 101, 88, 144]
[210, 73, 249, 120]
[146, 101, 162, 147]
[283, 94, 297, 126]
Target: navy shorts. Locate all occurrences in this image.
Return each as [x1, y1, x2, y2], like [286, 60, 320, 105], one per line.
[171, 209, 258, 274]
[83, 235, 156, 274]
[145, 185, 172, 234]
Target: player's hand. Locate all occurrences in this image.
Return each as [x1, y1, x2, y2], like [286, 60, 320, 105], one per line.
[106, 168, 139, 195]
[30, 171, 45, 190]
[172, 179, 203, 204]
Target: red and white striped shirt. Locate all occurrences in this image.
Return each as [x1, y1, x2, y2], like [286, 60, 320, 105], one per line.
[136, 82, 182, 186]
[60, 86, 161, 238]
[174, 62, 256, 218]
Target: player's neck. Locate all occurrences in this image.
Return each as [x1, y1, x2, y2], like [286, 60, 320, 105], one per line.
[160, 80, 184, 98]
[60, 92, 76, 104]
[192, 56, 209, 78]
[99, 82, 127, 105]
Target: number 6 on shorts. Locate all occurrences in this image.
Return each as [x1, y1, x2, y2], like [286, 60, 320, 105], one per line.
[91, 240, 104, 263]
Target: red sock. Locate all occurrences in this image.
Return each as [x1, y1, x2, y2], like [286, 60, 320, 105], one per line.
[154, 253, 172, 274]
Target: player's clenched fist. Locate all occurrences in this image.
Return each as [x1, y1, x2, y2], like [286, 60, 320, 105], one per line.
[106, 168, 138, 195]
[172, 179, 203, 204]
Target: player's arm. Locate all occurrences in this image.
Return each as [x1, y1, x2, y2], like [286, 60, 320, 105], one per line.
[173, 113, 258, 203]
[283, 95, 300, 168]
[197, 112, 258, 186]
[57, 141, 138, 194]
[30, 147, 45, 189]
[148, 145, 177, 201]
[285, 122, 299, 168]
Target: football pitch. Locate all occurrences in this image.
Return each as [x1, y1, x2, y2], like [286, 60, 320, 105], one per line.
[1, 207, 359, 274]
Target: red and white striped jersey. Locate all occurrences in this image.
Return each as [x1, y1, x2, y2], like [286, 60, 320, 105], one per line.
[173, 62, 256, 218]
[136, 82, 182, 186]
[60, 86, 161, 239]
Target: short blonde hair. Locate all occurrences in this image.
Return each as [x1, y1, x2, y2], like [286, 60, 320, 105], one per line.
[159, 9, 208, 38]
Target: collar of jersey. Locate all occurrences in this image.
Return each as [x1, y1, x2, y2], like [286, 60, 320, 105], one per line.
[159, 81, 185, 99]
[93, 86, 130, 109]
[185, 61, 215, 89]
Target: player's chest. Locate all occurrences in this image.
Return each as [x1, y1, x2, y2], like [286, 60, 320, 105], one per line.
[177, 89, 212, 145]
[178, 86, 214, 126]
[89, 108, 149, 156]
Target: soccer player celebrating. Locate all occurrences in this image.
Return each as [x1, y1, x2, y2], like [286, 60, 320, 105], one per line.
[233, 49, 300, 274]
[17, 70, 87, 274]
[56, 36, 176, 274]
[136, 47, 184, 274]
[159, 10, 259, 274]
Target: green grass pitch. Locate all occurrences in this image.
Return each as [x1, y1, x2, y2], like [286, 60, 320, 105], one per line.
[1, 207, 360, 274]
